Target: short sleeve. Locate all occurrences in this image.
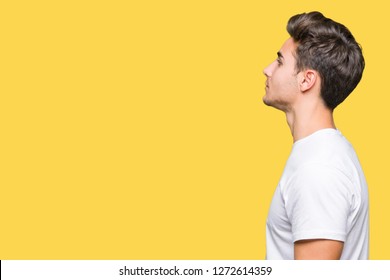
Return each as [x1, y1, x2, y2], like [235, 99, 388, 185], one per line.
[283, 163, 353, 243]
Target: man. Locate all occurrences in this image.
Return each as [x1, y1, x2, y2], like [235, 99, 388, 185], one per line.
[263, 11, 369, 260]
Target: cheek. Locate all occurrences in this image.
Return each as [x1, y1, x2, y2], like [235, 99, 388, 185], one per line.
[273, 71, 297, 91]
[271, 71, 286, 89]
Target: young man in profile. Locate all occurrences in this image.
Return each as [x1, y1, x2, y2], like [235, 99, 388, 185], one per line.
[263, 11, 369, 260]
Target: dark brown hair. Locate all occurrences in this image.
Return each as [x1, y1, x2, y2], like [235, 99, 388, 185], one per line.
[287, 11, 365, 110]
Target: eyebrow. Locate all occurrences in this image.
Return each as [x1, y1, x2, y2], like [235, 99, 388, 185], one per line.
[277, 51, 284, 60]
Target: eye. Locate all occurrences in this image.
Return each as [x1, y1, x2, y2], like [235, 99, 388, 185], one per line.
[276, 58, 282, 66]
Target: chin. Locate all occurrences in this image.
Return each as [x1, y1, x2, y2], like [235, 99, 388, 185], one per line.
[263, 98, 287, 112]
[262, 96, 273, 107]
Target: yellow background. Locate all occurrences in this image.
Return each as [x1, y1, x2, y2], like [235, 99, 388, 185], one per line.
[0, 0, 388, 259]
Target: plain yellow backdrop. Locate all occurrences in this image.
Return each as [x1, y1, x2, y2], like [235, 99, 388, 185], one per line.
[0, 0, 388, 259]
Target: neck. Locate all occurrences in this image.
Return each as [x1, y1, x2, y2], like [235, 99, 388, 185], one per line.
[285, 102, 336, 143]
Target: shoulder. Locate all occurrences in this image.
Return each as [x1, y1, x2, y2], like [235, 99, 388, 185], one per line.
[284, 162, 354, 196]
[293, 129, 353, 160]
[285, 129, 358, 181]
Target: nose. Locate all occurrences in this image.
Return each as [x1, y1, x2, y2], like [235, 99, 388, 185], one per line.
[263, 63, 273, 78]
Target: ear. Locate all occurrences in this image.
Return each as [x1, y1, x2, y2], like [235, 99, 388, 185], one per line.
[299, 69, 318, 93]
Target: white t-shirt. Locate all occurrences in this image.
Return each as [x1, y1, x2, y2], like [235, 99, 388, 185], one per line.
[266, 128, 369, 260]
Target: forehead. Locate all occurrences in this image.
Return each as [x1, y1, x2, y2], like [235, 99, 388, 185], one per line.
[279, 37, 297, 60]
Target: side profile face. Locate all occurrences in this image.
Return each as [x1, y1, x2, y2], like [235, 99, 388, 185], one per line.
[263, 38, 300, 112]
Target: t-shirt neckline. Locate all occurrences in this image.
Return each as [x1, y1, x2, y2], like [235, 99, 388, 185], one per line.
[293, 128, 340, 146]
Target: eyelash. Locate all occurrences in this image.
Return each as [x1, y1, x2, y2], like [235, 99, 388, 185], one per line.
[276, 59, 282, 66]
